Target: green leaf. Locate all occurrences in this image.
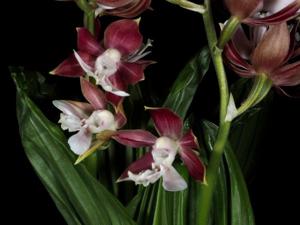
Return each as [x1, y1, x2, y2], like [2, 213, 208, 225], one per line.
[163, 46, 210, 117]
[12, 68, 136, 225]
[152, 166, 189, 225]
[231, 78, 273, 177]
[202, 121, 255, 225]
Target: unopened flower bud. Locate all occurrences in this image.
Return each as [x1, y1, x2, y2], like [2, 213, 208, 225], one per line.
[225, 0, 262, 20]
[251, 23, 290, 74]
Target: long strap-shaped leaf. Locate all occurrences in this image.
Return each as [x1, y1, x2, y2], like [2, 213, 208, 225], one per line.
[13, 70, 136, 225]
[202, 121, 255, 225]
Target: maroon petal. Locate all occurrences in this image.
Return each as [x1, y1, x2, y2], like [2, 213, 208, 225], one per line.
[50, 51, 95, 77]
[106, 92, 124, 107]
[118, 152, 154, 181]
[106, 0, 151, 18]
[272, 61, 300, 86]
[114, 103, 127, 128]
[180, 130, 199, 150]
[119, 62, 145, 85]
[245, 2, 300, 25]
[105, 71, 128, 105]
[77, 27, 103, 56]
[231, 26, 252, 59]
[147, 107, 183, 140]
[179, 148, 206, 182]
[104, 19, 142, 55]
[80, 77, 107, 110]
[224, 42, 253, 70]
[112, 129, 157, 148]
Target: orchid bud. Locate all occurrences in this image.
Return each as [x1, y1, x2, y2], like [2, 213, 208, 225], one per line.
[251, 23, 290, 74]
[224, 0, 262, 20]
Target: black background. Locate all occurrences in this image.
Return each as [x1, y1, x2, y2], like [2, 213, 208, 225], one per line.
[3, 0, 300, 224]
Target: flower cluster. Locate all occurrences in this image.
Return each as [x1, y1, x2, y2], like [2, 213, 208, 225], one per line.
[224, 0, 300, 90]
[52, 0, 206, 191]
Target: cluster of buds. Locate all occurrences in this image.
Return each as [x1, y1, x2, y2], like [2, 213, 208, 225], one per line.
[52, 0, 206, 191]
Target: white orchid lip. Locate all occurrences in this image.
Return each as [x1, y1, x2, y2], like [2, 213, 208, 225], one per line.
[152, 136, 179, 166]
[85, 109, 117, 133]
[74, 49, 129, 97]
[95, 48, 121, 81]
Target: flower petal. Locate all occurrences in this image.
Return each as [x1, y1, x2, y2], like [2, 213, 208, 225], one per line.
[232, 25, 252, 59]
[112, 129, 157, 148]
[80, 77, 107, 110]
[179, 148, 206, 182]
[161, 166, 187, 191]
[50, 53, 87, 77]
[245, 1, 300, 25]
[97, 0, 132, 8]
[118, 152, 154, 181]
[147, 107, 183, 140]
[224, 0, 262, 20]
[68, 129, 92, 155]
[104, 19, 142, 55]
[106, 0, 151, 18]
[73, 50, 94, 74]
[114, 102, 127, 128]
[263, 0, 296, 13]
[251, 23, 290, 73]
[180, 130, 199, 150]
[52, 100, 93, 119]
[77, 27, 103, 56]
[272, 61, 300, 86]
[119, 62, 145, 85]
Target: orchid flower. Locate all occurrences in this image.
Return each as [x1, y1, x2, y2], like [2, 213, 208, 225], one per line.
[225, 0, 300, 24]
[51, 19, 152, 99]
[224, 22, 300, 87]
[53, 78, 126, 156]
[112, 108, 206, 192]
[95, 0, 152, 18]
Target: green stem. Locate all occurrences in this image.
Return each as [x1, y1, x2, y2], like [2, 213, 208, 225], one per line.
[237, 74, 272, 116]
[198, 122, 231, 225]
[202, 1, 229, 122]
[84, 12, 95, 35]
[217, 16, 240, 49]
[198, 1, 231, 224]
[74, 0, 93, 14]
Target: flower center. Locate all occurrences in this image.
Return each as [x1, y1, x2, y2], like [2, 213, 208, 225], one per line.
[152, 136, 179, 167]
[94, 48, 121, 83]
[85, 110, 117, 133]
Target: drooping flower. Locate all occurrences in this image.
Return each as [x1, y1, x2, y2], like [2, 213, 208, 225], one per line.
[112, 108, 206, 192]
[95, 0, 152, 18]
[53, 78, 126, 155]
[225, 0, 300, 24]
[224, 22, 300, 87]
[51, 19, 152, 99]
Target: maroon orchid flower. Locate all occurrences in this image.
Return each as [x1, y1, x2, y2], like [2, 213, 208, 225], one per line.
[225, 0, 300, 24]
[112, 108, 206, 192]
[95, 0, 152, 18]
[53, 78, 126, 158]
[224, 22, 300, 87]
[51, 19, 152, 100]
